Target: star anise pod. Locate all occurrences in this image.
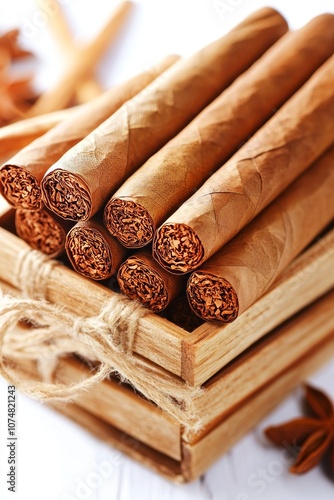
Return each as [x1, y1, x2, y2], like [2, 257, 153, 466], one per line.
[0, 29, 32, 60]
[265, 384, 334, 474]
[0, 30, 36, 126]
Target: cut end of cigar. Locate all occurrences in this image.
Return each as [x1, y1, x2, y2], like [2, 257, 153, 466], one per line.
[153, 223, 204, 274]
[66, 227, 114, 280]
[15, 208, 66, 257]
[117, 255, 169, 312]
[0, 165, 42, 210]
[104, 198, 155, 248]
[42, 170, 91, 221]
[187, 271, 239, 323]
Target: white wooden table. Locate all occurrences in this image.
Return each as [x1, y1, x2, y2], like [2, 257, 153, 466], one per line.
[1, 1, 333, 498]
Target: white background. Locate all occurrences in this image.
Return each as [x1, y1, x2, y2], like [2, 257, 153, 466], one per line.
[1, 0, 334, 499]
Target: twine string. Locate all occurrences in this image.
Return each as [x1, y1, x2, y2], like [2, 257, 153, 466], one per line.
[0, 249, 203, 431]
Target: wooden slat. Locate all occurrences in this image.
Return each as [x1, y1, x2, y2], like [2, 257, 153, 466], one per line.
[184, 290, 334, 441]
[0, 225, 188, 376]
[2, 277, 334, 482]
[3, 277, 333, 442]
[53, 404, 184, 482]
[1, 340, 184, 481]
[182, 228, 334, 385]
[181, 333, 334, 481]
[0, 278, 182, 461]
[55, 357, 181, 460]
[1, 206, 333, 390]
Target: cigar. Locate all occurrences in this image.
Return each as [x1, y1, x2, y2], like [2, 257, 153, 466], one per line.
[41, 8, 288, 222]
[0, 55, 177, 210]
[104, 14, 334, 248]
[117, 252, 184, 312]
[154, 55, 334, 274]
[28, 1, 134, 116]
[186, 145, 334, 323]
[66, 216, 127, 281]
[0, 107, 81, 159]
[15, 207, 73, 258]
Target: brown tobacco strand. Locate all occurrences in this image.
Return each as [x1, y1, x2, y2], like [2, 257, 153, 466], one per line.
[15, 207, 73, 258]
[117, 252, 184, 313]
[154, 55, 334, 274]
[104, 14, 334, 248]
[186, 145, 334, 323]
[0, 55, 178, 210]
[41, 8, 288, 222]
[66, 216, 128, 281]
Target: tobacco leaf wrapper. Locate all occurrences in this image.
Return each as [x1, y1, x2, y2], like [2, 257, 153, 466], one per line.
[186, 145, 334, 323]
[0, 108, 80, 162]
[104, 14, 334, 248]
[15, 207, 73, 258]
[41, 8, 288, 222]
[117, 252, 184, 313]
[66, 216, 128, 281]
[0, 55, 178, 210]
[154, 55, 334, 274]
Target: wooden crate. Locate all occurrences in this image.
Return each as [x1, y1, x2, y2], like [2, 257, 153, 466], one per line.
[0, 201, 334, 482]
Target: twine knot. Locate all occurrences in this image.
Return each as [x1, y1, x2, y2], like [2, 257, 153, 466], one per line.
[0, 246, 203, 430]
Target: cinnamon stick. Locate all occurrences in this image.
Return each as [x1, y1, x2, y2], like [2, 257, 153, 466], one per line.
[104, 14, 334, 248]
[28, 1, 134, 116]
[186, 145, 334, 323]
[15, 207, 73, 258]
[0, 55, 178, 210]
[154, 55, 334, 274]
[40, 0, 102, 103]
[117, 252, 184, 312]
[0, 29, 32, 60]
[66, 216, 127, 280]
[41, 8, 288, 221]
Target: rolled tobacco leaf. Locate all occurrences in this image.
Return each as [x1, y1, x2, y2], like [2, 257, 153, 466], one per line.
[104, 13, 334, 248]
[186, 145, 334, 323]
[0, 54, 178, 210]
[0, 108, 81, 161]
[41, 8, 288, 221]
[117, 252, 184, 312]
[66, 216, 127, 281]
[154, 55, 334, 274]
[15, 207, 73, 258]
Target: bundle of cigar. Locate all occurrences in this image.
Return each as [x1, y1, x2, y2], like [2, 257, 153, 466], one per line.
[1, 8, 334, 324]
